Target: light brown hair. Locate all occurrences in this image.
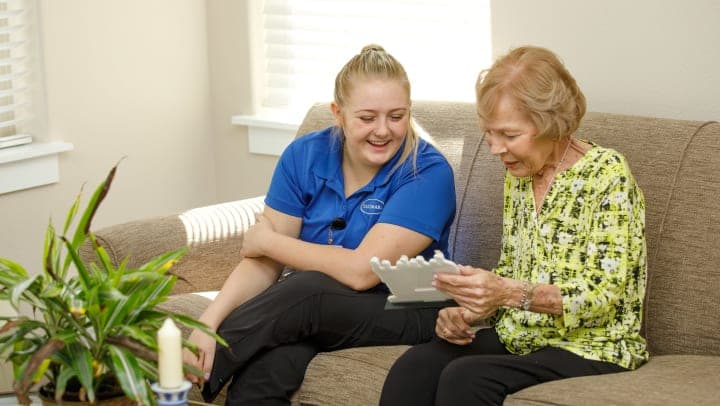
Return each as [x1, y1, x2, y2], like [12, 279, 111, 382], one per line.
[476, 46, 586, 140]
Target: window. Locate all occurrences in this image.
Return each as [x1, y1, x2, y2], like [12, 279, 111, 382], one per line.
[0, 0, 72, 195]
[0, 0, 45, 141]
[259, 0, 491, 116]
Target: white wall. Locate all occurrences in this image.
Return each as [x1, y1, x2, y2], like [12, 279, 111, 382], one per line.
[491, 0, 720, 121]
[206, 0, 278, 203]
[0, 0, 217, 270]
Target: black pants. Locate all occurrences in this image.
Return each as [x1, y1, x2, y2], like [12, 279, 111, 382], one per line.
[202, 271, 439, 405]
[380, 328, 627, 406]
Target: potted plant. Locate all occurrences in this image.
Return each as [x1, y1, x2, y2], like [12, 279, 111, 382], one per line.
[0, 164, 225, 405]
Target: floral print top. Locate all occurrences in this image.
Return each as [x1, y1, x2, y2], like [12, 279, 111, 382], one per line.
[493, 143, 649, 370]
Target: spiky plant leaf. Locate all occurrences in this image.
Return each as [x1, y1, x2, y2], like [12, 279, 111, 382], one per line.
[10, 274, 40, 310]
[88, 233, 116, 274]
[66, 343, 95, 402]
[62, 189, 82, 235]
[53, 365, 75, 402]
[0, 257, 28, 277]
[107, 345, 151, 404]
[60, 236, 92, 291]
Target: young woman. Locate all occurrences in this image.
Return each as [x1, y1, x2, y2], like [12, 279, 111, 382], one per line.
[185, 44, 456, 404]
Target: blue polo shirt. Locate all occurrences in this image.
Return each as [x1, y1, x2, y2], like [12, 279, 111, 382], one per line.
[265, 126, 456, 259]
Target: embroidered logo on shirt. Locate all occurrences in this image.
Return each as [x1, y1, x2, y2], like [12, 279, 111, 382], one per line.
[360, 198, 384, 215]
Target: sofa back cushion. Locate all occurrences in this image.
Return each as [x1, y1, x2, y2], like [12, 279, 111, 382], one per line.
[575, 115, 720, 356]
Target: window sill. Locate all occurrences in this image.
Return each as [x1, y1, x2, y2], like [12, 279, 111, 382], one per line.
[0, 141, 74, 194]
[231, 111, 301, 156]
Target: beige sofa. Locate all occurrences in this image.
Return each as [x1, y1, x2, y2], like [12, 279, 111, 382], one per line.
[83, 101, 720, 405]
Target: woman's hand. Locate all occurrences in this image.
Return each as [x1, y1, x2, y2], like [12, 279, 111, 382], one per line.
[435, 306, 484, 345]
[433, 265, 507, 318]
[183, 328, 217, 385]
[241, 214, 276, 258]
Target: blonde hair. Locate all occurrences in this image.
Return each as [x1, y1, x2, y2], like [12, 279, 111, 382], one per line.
[476, 46, 586, 140]
[334, 44, 421, 172]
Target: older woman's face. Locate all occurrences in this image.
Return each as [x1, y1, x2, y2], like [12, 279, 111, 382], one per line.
[484, 94, 553, 177]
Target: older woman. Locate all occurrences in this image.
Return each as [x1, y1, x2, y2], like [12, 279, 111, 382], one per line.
[380, 45, 648, 405]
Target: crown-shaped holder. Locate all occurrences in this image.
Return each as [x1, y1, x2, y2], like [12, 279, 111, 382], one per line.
[370, 250, 458, 303]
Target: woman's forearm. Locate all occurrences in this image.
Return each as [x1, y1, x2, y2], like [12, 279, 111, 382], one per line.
[199, 256, 283, 330]
[261, 231, 378, 290]
[503, 278, 563, 315]
[258, 223, 432, 291]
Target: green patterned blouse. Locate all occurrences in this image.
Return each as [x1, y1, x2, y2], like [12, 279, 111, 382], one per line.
[493, 143, 649, 370]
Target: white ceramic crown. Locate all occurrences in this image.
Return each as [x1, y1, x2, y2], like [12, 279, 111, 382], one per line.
[370, 250, 458, 303]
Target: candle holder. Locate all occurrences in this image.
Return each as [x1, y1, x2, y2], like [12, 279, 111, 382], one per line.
[151, 380, 192, 406]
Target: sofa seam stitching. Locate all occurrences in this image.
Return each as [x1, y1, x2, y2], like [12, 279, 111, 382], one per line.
[646, 120, 718, 347]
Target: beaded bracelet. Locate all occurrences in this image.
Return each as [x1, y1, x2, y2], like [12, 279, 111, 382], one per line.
[519, 281, 536, 311]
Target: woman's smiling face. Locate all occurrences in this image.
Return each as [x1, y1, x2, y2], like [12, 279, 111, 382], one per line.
[333, 78, 410, 171]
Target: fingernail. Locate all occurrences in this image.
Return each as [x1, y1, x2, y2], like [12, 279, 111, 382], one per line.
[204, 372, 210, 380]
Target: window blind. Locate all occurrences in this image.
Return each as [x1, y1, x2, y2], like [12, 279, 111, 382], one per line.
[0, 0, 40, 140]
[261, 0, 491, 114]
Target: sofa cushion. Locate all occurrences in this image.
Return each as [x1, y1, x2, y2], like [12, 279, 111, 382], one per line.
[505, 355, 720, 405]
[291, 345, 410, 406]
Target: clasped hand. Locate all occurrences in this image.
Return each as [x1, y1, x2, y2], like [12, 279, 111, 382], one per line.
[435, 306, 485, 345]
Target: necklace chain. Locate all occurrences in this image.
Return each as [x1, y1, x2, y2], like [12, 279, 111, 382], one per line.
[534, 138, 573, 214]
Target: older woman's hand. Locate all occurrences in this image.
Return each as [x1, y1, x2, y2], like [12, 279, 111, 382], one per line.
[240, 214, 276, 258]
[433, 265, 507, 318]
[435, 306, 482, 345]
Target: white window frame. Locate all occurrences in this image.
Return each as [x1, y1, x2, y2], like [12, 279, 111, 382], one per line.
[0, 0, 72, 195]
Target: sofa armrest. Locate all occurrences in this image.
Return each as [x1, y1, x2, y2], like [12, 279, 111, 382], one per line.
[80, 196, 265, 294]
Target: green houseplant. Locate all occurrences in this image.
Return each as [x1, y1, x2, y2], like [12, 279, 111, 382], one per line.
[0, 164, 224, 405]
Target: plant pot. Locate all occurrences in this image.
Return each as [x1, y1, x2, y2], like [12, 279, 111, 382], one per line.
[39, 396, 136, 406]
[38, 379, 137, 405]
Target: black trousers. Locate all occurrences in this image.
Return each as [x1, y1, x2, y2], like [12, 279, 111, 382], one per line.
[380, 328, 627, 406]
[202, 271, 439, 405]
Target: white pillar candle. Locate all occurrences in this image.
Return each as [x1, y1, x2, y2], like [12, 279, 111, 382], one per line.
[157, 318, 183, 389]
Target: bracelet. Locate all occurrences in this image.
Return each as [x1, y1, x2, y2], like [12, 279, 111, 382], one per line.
[519, 281, 536, 311]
